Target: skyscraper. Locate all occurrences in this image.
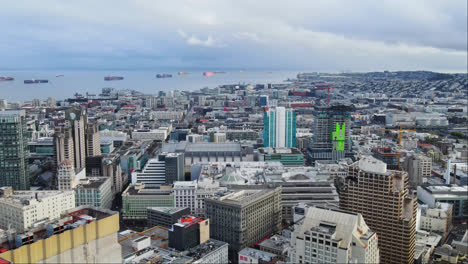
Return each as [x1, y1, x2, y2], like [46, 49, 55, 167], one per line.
[308, 104, 354, 163]
[264, 107, 296, 148]
[54, 125, 75, 168]
[339, 156, 417, 264]
[0, 110, 30, 190]
[66, 107, 86, 169]
[85, 122, 101, 157]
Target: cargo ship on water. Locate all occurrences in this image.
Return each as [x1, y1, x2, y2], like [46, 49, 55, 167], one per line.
[56, 74, 64, 77]
[104, 76, 124, 81]
[178, 72, 189, 75]
[24, 79, 48, 84]
[213, 71, 226, 74]
[203, 72, 214, 76]
[156, 73, 172, 78]
[0, 77, 14, 81]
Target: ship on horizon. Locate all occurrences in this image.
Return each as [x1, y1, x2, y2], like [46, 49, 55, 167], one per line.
[156, 73, 173, 78]
[178, 72, 189, 75]
[213, 71, 226, 74]
[24, 79, 48, 84]
[0, 76, 14, 81]
[104, 76, 124, 81]
[56, 74, 64, 77]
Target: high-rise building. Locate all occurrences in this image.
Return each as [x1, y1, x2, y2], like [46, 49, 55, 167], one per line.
[289, 206, 379, 264]
[86, 122, 101, 157]
[57, 160, 85, 190]
[132, 152, 184, 186]
[54, 125, 75, 169]
[404, 154, 432, 186]
[205, 188, 282, 261]
[32, 98, 41, 107]
[0, 99, 7, 109]
[308, 104, 354, 163]
[66, 107, 87, 169]
[0, 110, 30, 190]
[0, 187, 75, 232]
[46, 97, 56, 108]
[339, 156, 417, 264]
[75, 177, 113, 209]
[264, 107, 296, 148]
[102, 154, 124, 195]
[159, 152, 185, 184]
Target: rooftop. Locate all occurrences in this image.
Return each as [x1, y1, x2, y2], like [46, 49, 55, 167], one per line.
[75, 177, 110, 189]
[238, 248, 277, 262]
[147, 207, 189, 215]
[186, 239, 228, 260]
[420, 184, 468, 196]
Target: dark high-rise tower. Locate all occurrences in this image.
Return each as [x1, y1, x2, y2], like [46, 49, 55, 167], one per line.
[0, 110, 30, 190]
[308, 104, 354, 163]
[339, 156, 417, 264]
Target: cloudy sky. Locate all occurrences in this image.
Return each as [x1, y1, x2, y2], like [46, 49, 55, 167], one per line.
[1, 0, 466, 72]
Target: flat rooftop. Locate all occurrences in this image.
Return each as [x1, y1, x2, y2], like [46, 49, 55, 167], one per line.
[421, 184, 468, 196]
[147, 207, 189, 215]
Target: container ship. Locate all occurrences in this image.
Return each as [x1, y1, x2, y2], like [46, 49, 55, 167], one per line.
[56, 74, 64, 77]
[24, 79, 48, 84]
[156, 73, 172, 78]
[0, 76, 14, 81]
[213, 71, 226, 74]
[203, 72, 214, 76]
[178, 72, 189, 75]
[104, 76, 124, 81]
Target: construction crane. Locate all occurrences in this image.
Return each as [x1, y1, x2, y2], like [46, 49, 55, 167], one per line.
[315, 85, 335, 105]
[368, 126, 416, 170]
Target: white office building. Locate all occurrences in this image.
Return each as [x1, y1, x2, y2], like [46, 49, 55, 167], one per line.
[132, 158, 166, 186]
[131, 128, 168, 142]
[0, 187, 75, 232]
[289, 206, 379, 264]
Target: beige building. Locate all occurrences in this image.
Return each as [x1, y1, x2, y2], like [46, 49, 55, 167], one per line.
[0, 206, 122, 264]
[0, 187, 75, 233]
[57, 160, 85, 191]
[289, 206, 379, 264]
[54, 126, 75, 169]
[418, 203, 453, 242]
[339, 156, 417, 264]
[85, 122, 101, 157]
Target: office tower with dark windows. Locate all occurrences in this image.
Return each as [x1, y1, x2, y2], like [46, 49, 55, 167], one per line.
[264, 107, 296, 148]
[0, 110, 30, 190]
[339, 156, 417, 264]
[205, 188, 282, 261]
[308, 104, 354, 163]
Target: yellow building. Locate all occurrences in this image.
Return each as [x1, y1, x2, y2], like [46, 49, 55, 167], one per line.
[0, 206, 122, 264]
